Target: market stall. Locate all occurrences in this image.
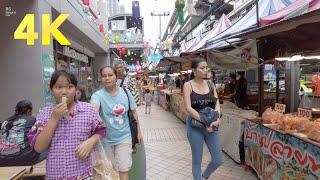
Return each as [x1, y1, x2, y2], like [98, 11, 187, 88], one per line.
[155, 56, 193, 121]
[158, 88, 188, 123]
[239, 9, 320, 178]
[159, 88, 177, 111]
[170, 91, 188, 123]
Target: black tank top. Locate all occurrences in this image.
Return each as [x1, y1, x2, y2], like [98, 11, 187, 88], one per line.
[190, 81, 217, 111]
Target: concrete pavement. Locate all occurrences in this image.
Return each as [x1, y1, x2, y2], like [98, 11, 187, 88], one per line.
[137, 103, 258, 180]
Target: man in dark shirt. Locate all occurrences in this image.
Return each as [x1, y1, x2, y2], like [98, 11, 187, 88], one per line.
[226, 74, 237, 103]
[175, 75, 183, 89]
[229, 74, 236, 94]
[235, 71, 247, 109]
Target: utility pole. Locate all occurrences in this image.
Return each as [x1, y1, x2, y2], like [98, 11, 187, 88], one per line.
[151, 11, 170, 53]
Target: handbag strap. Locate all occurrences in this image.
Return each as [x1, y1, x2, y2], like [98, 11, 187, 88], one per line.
[207, 81, 222, 118]
[120, 75, 127, 87]
[122, 87, 131, 111]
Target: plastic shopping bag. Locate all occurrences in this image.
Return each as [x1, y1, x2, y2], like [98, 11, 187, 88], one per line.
[92, 141, 119, 180]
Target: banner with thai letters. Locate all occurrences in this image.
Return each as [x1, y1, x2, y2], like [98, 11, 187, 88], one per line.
[244, 120, 320, 180]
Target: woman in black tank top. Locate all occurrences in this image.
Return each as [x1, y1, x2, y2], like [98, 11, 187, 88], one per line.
[183, 57, 223, 180]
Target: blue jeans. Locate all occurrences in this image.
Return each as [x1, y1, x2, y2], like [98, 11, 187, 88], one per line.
[186, 117, 223, 180]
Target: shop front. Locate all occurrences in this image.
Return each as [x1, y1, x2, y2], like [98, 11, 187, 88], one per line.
[234, 5, 320, 179]
[54, 42, 94, 99]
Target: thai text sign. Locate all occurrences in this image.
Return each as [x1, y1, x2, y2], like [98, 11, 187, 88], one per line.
[244, 120, 320, 180]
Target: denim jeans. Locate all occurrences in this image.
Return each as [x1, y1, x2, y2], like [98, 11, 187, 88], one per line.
[186, 116, 223, 180]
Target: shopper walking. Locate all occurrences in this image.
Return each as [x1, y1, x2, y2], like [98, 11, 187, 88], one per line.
[115, 60, 140, 106]
[114, 61, 147, 180]
[91, 66, 143, 180]
[183, 57, 223, 180]
[28, 70, 106, 179]
[144, 89, 153, 114]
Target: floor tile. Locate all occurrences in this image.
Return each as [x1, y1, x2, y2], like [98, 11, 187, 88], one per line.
[138, 103, 258, 180]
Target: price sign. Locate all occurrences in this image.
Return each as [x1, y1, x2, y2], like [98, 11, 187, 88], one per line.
[275, 103, 286, 113]
[297, 108, 312, 119]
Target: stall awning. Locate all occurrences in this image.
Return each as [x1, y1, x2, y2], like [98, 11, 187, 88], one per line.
[238, 8, 320, 40]
[156, 55, 195, 72]
[206, 40, 260, 70]
[180, 37, 199, 53]
[206, 0, 294, 48]
[188, 14, 232, 52]
[260, 0, 320, 27]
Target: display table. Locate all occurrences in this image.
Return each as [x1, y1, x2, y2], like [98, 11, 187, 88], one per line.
[159, 88, 181, 109]
[23, 160, 45, 177]
[219, 101, 257, 163]
[244, 119, 320, 180]
[0, 166, 29, 180]
[170, 92, 188, 123]
[159, 89, 179, 110]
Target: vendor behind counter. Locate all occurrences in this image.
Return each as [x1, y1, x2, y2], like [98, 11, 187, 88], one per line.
[235, 71, 248, 109]
[224, 74, 236, 102]
[224, 72, 248, 109]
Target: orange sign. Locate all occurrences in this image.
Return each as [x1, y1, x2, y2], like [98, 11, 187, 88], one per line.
[297, 108, 312, 119]
[275, 103, 286, 113]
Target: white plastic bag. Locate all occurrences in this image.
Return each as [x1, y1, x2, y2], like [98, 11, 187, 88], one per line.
[92, 141, 119, 180]
[299, 94, 312, 108]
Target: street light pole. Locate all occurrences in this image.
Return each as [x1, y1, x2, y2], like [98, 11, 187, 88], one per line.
[151, 11, 170, 52]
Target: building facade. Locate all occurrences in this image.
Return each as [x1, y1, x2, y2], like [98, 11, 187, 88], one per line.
[108, 13, 144, 68]
[161, 0, 233, 55]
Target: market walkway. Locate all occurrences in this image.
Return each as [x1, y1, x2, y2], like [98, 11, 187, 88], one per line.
[138, 103, 258, 180]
